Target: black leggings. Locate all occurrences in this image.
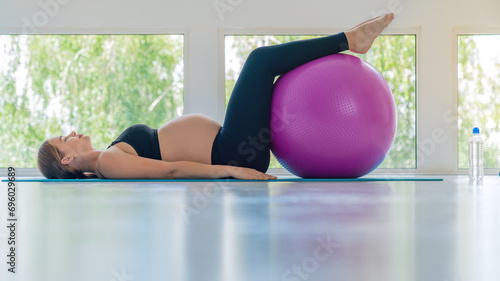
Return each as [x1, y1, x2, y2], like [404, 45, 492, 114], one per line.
[211, 32, 349, 173]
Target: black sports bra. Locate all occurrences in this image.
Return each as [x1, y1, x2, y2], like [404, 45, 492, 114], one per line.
[97, 124, 162, 179]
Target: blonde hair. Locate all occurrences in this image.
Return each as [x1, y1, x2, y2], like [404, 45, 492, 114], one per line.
[37, 140, 97, 179]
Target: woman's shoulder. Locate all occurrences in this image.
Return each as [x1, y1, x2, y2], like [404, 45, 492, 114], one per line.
[95, 147, 129, 179]
[97, 146, 123, 163]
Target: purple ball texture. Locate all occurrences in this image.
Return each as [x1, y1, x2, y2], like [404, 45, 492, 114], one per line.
[270, 54, 397, 178]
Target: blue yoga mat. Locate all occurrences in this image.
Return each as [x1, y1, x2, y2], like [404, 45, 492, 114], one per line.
[2, 177, 443, 182]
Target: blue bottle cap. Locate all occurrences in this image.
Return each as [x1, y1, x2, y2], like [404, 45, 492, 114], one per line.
[473, 127, 480, 134]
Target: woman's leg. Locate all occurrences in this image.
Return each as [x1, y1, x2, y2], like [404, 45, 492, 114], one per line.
[213, 33, 349, 172]
[213, 14, 394, 172]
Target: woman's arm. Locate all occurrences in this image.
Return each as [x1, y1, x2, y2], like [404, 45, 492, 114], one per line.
[170, 161, 276, 180]
[170, 161, 231, 179]
[97, 149, 275, 180]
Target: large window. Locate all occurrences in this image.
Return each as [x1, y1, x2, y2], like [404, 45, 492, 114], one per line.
[458, 35, 500, 169]
[225, 35, 416, 169]
[0, 34, 184, 168]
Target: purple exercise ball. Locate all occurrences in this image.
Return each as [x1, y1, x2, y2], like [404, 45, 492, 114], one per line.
[270, 54, 397, 178]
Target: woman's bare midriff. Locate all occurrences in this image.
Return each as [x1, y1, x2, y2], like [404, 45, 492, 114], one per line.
[157, 113, 222, 164]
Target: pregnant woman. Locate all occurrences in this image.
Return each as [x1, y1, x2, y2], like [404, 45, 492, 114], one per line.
[37, 13, 394, 180]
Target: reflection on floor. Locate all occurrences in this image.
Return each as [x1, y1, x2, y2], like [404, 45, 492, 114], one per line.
[0, 175, 499, 281]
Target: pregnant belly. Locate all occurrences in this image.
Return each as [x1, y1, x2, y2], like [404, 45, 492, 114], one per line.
[157, 113, 222, 164]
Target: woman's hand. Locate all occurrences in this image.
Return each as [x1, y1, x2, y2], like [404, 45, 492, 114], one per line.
[227, 166, 277, 180]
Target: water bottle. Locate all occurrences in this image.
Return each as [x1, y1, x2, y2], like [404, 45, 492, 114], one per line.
[468, 127, 484, 180]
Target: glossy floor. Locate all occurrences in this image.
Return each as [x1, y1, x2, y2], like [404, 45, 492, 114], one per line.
[1, 175, 499, 281]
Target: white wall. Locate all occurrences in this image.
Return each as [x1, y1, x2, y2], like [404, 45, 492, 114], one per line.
[1, 0, 500, 174]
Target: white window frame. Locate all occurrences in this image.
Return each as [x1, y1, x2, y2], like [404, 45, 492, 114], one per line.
[453, 27, 500, 175]
[0, 27, 188, 177]
[3, 25, 500, 177]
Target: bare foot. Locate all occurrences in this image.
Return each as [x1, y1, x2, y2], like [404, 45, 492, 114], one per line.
[347, 15, 382, 32]
[345, 13, 395, 54]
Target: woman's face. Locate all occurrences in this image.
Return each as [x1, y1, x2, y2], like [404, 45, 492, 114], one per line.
[48, 131, 94, 163]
